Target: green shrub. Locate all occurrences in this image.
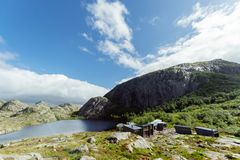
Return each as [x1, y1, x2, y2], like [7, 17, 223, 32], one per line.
[234, 130, 240, 137]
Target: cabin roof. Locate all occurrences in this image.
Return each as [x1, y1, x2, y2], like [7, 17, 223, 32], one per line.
[195, 127, 217, 131]
[148, 119, 165, 126]
[124, 124, 142, 130]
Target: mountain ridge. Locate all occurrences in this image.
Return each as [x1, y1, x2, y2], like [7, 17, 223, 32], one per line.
[78, 59, 240, 119]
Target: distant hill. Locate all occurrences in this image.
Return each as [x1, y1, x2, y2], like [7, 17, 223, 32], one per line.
[0, 100, 80, 134]
[78, 59, 240, 120]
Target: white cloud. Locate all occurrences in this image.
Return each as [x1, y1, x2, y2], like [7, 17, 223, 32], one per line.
[81, 32, 94, 42]
[79, 46, 92, 54]
[87, 0, 131, 41]
[177, 2, 206, 27]
[137, 1, 240, 75]
[0, 36, 5, 45]
[98, 40, 142, 69]
[149, 16, 161, 26]
[87, 0, 143, 70]
[0, 52, 17, 61]
[0, 52, 108, 104]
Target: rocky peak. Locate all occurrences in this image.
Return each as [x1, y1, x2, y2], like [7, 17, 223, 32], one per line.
[35, 101, 48, 106]
[171, 59, 240, 74]
[78, 97, 111, 119]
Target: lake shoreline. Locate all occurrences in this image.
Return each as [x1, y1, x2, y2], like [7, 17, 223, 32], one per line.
[0, 120, 116, 143]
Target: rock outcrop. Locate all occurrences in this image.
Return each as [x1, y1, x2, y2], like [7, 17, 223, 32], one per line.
[0, 100, 28, 112]
[78, 97, 112, 119]
[78, 59, 240, 119]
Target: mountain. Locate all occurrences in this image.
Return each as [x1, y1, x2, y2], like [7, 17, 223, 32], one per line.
[0, 100, 29, 112]
[0, 100, 80, 134]
[78, 59, 240, 119]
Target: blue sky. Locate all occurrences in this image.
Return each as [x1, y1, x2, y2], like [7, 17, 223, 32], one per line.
[0, 0, 239, 104]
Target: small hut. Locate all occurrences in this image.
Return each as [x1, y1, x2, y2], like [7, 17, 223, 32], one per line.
[174, 125, 192, 134]
[195, 127, 219, 137]
[149, 119, 167, 131]
[139, 123, 154, 137]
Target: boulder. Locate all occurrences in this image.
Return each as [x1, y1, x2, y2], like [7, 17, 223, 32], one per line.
[126, 144, 133, 153]
[70, 144, 89, 154]
[80, 156, 96, 160]
[106, 132, 131, 143]
[89, 144, 98, 152]
[172, 155, 187, 160]
[131, 136, 152, 149]
[87, 137, 96, 144]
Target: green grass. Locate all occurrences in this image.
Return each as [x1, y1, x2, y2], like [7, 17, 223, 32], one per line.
[0, 130, 239, 159]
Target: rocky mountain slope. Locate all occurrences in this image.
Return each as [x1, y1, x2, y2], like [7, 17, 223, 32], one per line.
[0, 100, 80, 134]
[78, 59, 240, 119]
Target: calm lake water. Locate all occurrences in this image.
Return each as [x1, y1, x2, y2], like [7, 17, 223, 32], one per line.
[0, 120, 116, 143]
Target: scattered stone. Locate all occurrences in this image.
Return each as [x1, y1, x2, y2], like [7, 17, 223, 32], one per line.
[70, 144, 89, 154]
[204, 151, 227, 160]
[89, 144, 98, 152]
[80, 156, 96, 160]
[126, 144, 133, 153]
[110, 132, 130, 141]
[154, 158, 163, 160]
[172, 155, 187, 160]
[131, 136, 152, 149]
[106, 136, 118, 144]
[29, 153, 43, 160]
[0, 152, 43, 160]
[198, 143, 205, 148]
[87, 137, 96, 144]
[106, 132, 131, 143]
[52, 137, 67, 143]
[216, 137, 240, 147]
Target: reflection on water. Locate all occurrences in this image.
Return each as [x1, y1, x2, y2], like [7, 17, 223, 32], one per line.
[0, 120, 115, 143]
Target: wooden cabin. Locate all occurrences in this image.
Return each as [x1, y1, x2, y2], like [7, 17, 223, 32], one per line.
[174, 125, 192, 134]
[149, 119, 167, 131]
[195, 127, 219, 137]
[156, 122, 167, 131]
[139, 123, 154, 137]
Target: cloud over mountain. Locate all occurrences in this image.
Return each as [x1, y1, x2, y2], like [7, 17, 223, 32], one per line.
[0, 49, 108, 104]
[138, 1, 240, 75]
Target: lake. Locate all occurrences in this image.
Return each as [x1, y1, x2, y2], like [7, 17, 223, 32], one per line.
[0, 120, 116, 143]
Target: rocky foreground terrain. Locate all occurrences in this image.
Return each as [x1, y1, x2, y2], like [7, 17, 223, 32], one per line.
[0, 100, 80, 134]
[0, 129, 239, 160]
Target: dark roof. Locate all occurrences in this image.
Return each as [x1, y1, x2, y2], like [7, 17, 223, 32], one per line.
[174, 125, 191, 128]
[195, 127, 217, 131]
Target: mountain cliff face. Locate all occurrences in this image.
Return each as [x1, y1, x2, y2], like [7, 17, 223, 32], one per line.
[78, 59, 240, 119]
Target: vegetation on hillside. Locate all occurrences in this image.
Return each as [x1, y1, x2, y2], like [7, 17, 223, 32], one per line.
[123, 72, 240, 136]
